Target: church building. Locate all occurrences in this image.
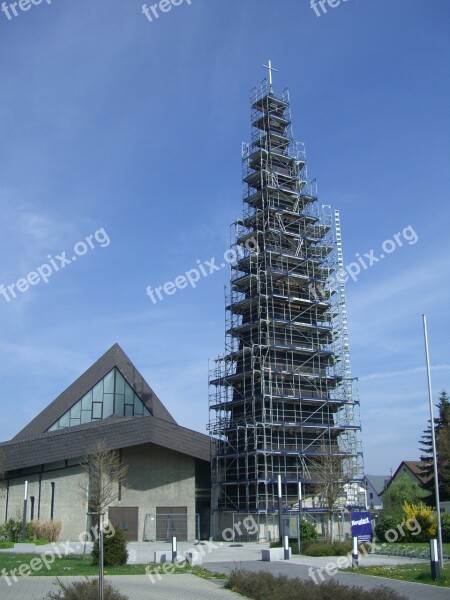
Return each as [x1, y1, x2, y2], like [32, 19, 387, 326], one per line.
[0, 344, 211, 542]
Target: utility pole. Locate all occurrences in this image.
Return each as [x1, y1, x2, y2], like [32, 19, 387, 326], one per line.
[21, 481, 28, 542]
[277, 475, 284, 543]
[422, 315, 444, 569]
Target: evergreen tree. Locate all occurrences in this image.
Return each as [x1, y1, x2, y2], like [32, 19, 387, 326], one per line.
[419, 390, 450, 501]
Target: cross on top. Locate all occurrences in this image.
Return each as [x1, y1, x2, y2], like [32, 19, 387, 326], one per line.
[263, 60, 278, 89]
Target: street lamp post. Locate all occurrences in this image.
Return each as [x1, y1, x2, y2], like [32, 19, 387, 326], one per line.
[21, 481, 28, 542]
[88, 511, 105, 600]
[422, 315, 444, 570]
[297, 482, 302, 553]
[277, 475, 284, 544]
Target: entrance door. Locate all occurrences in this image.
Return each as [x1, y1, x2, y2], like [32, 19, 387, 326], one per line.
[109, 507, 139, 541]
[156, 507, 188, 541]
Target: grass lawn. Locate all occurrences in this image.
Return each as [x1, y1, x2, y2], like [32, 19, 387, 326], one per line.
[0, 553, 224, 579]
[0, 540, 49, 549]
[344, 563, 450, 587]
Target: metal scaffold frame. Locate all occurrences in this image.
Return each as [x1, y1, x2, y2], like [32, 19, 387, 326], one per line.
[209, 78, 363, 529]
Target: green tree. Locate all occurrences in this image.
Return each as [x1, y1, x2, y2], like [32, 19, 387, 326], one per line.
[381, 473, 427, 521]
[419, 390, 450, 502]
[92, 526, 128, 566]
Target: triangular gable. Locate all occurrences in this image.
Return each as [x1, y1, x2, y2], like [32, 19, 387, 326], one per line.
[14, 344, 176, 440]
[47, 368, 152, 431]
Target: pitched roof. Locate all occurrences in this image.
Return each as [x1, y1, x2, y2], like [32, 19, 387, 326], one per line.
[401, 460, 432, 484]
[364, 475, 390, 495]
[13, 344, 176, 441]
[381, 460, 432, 495]
[1, 414, 210, 470]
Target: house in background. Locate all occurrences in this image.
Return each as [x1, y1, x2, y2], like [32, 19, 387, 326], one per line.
[380, 460, 432, 505]
[389, 460, 432, 492]
[363, 475, 390, 509]
[0, 344, 211, 542]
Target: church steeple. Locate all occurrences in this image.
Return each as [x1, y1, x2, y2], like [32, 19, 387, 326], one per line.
[209, 70, 364, 530]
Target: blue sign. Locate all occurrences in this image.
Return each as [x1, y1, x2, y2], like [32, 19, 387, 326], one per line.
[351, 511, 373, 542]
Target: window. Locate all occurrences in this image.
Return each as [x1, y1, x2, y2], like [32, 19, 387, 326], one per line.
[47, 369, 152, 432]
[30, 496, 35, 521]
[50, 483, 55, 520]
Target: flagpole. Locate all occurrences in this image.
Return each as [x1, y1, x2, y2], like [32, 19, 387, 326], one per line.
[422, 314, 444, 568]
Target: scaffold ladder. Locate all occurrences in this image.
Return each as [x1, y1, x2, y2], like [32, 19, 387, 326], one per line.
[334, 210, 351, 379]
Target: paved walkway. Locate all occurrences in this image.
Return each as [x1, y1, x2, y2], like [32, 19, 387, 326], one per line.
[0, 574, 239, 600]
[4, 540, 433, 567]
[1, 542, 449, 599]
[206, 560, 450, 600]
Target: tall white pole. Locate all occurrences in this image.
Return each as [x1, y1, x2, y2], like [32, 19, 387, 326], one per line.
[297, 482, 302, 552]
[422, 315, 444, 568]
[277, 475, 283, 543]
[21, 481, 28, 542]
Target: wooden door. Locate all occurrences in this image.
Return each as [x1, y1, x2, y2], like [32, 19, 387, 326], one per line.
[109, 507, 139, 541]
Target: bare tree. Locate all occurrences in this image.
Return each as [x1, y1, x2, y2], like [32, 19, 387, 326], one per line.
[79, 440, 128, 517]
[79, 440, 128, 600]
[312, 442, 356, 542]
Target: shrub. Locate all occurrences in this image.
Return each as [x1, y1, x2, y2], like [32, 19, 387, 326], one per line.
[402, 502, 436, 542]
[442, 513, 450, 543]
[92, 527, 128, 567]
[269, 520, 317, 553]
[2, 518, 36, 543]
[301, 540, 352, 556]
[45, 579, 128, 600]
[300, 518, 318, 541]
[375, 514, 402, 543]
[225, 568, 408, 600]
[32, 519, 62, 543]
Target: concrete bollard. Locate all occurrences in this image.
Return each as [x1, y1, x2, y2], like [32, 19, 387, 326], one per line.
[172, 536, 177, 564]
[283, 535, 290, 560]
[352, 536, 359, 568]
[430, 538, 440, 581]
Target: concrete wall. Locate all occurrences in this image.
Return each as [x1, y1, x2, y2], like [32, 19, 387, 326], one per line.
[1, 443, 198, 542]
[109, 444, 196, 541]
[0, 466, 88, 541]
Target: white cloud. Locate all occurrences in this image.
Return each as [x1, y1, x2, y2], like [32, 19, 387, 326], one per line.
[360, 364, 450, 382]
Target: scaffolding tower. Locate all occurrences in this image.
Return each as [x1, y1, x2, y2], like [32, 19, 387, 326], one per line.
[209, 75, 363, 534]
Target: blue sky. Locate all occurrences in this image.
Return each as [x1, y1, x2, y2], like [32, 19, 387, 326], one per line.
[0, 0, 449, 476]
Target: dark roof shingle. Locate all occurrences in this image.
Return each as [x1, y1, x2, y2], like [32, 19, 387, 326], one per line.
[13, 344, 177, 441]
[1, 414, 210, 470]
